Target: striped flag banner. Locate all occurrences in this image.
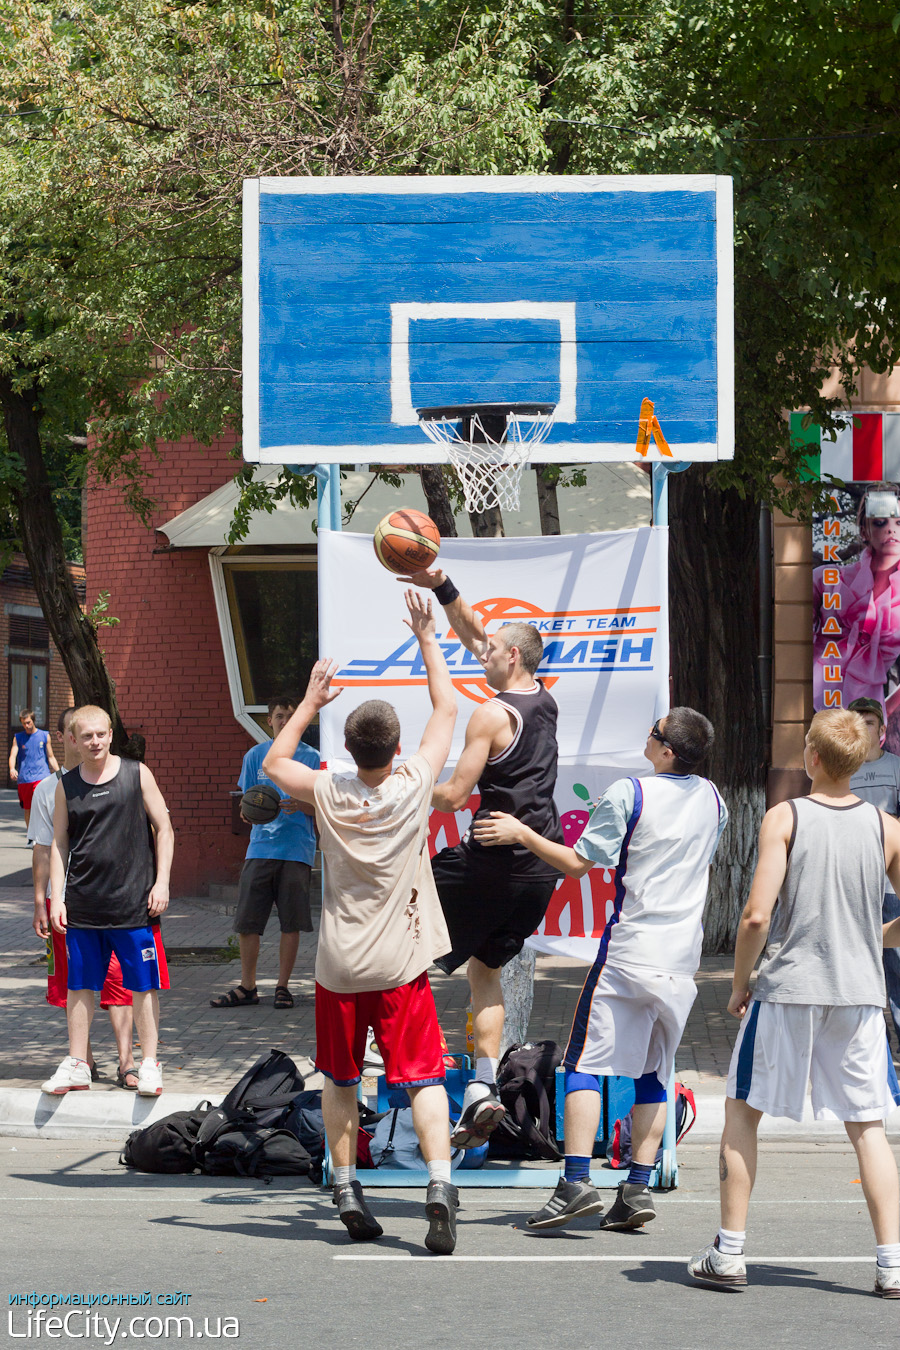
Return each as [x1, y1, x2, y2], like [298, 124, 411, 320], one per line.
[792, 411, 900, 482]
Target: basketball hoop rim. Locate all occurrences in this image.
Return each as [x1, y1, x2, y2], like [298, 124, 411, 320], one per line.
[415, 401, 556, 421]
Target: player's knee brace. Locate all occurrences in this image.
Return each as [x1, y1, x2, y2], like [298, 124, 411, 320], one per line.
[633, 1071, 667, 1104]
[565, 1070, 602, 1095]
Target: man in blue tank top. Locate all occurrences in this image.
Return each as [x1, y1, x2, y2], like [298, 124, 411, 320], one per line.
[42, 705, 175, 1099]
[402, 564, 564, 1148]
[9, 707, 58, 828]
[689, 708, 900, 1299]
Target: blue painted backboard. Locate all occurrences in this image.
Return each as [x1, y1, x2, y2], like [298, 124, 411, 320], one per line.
[242, 175, 733, 465]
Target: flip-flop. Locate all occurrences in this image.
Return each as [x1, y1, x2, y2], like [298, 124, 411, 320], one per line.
[274, 985, 294, 1009]
[210, 985, 259, 1008]
[116, 1066, 139, 1091]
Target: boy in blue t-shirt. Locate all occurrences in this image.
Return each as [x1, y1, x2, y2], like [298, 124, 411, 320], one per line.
[9, 708, 58, 828]
[211, 695, 320, 1010]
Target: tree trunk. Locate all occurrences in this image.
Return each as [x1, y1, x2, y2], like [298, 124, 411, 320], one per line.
[419, 466, 457, 537]
[468, 506, 504, 537]
[1, 376, 136, 756]
[668, 467, 766, 952]
[500, 947, 536, 1055]
[535, 468, 561, 535]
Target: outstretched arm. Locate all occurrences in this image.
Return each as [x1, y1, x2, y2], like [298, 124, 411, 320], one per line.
[728, 802, 792, 1017]
[263, 660, 340, 804]
[431, 699, 508, 813]
[398, 566, 489, 663]
[404, 590, 457, 777]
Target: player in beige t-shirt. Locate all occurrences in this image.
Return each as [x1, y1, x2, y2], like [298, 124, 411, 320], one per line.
[264, 590, 459, 1254]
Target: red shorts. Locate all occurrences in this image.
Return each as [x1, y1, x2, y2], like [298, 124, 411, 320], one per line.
[17, 780, 40, 810]
[315, 972, 446, 1088]
[46, 925, 170, 1008]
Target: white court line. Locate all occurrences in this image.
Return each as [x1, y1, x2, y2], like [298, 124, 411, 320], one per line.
[334, 1254, 875, 1263]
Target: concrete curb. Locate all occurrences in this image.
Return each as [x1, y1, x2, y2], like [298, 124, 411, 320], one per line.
[0, 1087, 222, 1140]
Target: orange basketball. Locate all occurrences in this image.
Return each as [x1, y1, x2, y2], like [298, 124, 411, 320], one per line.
[374, 509, 441, 574]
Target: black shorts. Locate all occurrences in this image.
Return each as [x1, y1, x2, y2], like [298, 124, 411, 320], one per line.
[235, 859, 313, 935]
[430, 846, 557, 973]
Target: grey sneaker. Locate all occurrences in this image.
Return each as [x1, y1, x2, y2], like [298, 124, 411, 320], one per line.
[527, 1177, 605, 1230]
[424, 1179, 459, 1255]
[332, 1180, 383, 1241]
[687, 1237, 748, 1289]
[597, 1181, 656, 1231]
[450, 1083, 505, 1149]
[874, 1263, 900, 1298]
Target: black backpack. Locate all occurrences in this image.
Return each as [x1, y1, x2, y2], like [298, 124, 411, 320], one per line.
[193, 1106, 313, 1179]
[219, 1049, 307, 1128]
[120, 1104, 212, 1174]
[487, 1040, 563, 1162]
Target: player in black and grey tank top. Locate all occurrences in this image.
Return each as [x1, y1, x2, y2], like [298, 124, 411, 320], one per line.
[399, 563, 563, 1148]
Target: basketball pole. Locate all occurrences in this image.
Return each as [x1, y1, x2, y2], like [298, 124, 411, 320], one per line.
[289, 463, 342, 531]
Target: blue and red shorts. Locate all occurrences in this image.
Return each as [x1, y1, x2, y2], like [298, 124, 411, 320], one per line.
[315, 971, 446, 1088]
[49, 925, 169, 1007]
[65, 926, 166, 994]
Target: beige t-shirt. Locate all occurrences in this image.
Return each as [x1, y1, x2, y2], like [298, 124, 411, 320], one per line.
[313, 753, 451, 994]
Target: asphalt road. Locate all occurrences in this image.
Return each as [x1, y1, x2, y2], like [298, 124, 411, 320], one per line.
[3, 1136, 899, 1349]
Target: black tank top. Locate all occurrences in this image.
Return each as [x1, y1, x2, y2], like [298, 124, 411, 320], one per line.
[63, 758, 156, 928]
[463, 680, 563, 879]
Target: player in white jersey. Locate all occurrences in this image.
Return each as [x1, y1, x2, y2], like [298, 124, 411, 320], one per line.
[689, 708, 900, 1299]
[474, 707, 727, 1232]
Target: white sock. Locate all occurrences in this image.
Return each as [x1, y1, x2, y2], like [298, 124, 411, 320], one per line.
[335, 1165, 356, 1186]
[428, 1159, 452, 1184]
[876, 1242, 900, 1268]
[717, 1227, 746, 1255]
[475, 1056, 498, 1086]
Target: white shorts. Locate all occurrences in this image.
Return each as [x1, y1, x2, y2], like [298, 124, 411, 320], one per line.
[563, 960, 697, 1083]
[727, 1000, 900, 1123]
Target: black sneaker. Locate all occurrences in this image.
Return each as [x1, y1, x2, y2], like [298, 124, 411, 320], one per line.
[450, 1083, 505, 1149]
[332, 1180, 383, 1241]
[597, 1181, 656, 1230]
[424, 1179, 459, 1255]
[527, 1177, 605, 1230]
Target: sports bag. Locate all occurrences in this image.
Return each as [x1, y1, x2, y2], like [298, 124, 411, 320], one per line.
[606, 1082, 697, 1169]
[193, 1106, 313, 1179]
[365, 1106, 486, 1170]
[487, 1040, 563, 1162]
[219, 1049, 307, 1128]
[120, 1104, 211, 1174]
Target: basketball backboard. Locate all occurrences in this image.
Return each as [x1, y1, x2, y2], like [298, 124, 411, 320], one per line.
[242, 175, 733, 465]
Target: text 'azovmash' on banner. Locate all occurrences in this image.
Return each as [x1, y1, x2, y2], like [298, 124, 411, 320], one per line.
[318, 528, 669, 960]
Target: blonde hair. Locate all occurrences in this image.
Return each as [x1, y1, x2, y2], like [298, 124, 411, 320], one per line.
[806, 708, 869, 779]
[71, 704, 112, 736]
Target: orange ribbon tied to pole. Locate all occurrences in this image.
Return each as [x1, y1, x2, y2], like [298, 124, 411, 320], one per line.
[634, 398, 673, 458]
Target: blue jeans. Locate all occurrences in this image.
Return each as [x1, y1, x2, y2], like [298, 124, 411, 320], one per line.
[884, 893, 900, 1053]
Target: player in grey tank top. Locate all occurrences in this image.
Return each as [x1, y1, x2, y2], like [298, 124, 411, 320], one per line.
[690, 708, 900, 1299]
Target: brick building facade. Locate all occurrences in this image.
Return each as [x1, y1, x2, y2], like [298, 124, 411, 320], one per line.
[85, 437, 250, 895]
[2, 554, 80, 785]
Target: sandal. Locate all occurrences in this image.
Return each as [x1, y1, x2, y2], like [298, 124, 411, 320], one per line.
[210, 985, 259, 1009]
[273, 986, 294, 1009]
[116, 1065, 139, 1091]
[90, 1062, 101, 1083]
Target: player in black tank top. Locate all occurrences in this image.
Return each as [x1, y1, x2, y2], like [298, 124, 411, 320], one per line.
[399, 563, 563, 1147]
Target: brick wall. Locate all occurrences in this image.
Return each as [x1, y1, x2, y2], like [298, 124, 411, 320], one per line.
[84, 439, 250, 895]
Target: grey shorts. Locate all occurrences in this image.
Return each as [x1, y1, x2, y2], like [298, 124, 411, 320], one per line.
[235, 859, 313, 935]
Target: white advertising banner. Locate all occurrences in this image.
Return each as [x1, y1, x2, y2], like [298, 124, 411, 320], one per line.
[318, 528, 669, 960]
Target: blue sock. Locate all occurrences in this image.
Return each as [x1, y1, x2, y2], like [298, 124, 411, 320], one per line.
[564, 1154, 591, 1183]
[626, 1162, 653, 1187]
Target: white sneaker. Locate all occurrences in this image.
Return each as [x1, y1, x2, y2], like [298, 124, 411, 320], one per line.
[41, 1057, 91, 1095]
[137, 1059, 163, 1097]
[874, 1264, 900, 1298]
[687, 1237, 747, 1289]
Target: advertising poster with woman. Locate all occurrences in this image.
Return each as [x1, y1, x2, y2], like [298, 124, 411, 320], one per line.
[813, 480, 900, 751]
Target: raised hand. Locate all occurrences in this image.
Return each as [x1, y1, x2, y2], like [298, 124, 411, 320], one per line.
[305, 658, 344, 709]
[396, 565, 446, 590]
[403, 588, 436, 642]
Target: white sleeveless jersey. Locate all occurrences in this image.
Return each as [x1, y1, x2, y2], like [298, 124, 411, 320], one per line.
[575, 773, 727, 977]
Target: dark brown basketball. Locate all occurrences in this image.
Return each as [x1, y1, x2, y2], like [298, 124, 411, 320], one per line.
[373, 509, 441, 575]
[240, 784, 281, 824]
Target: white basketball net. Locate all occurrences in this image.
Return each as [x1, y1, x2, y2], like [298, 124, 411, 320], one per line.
[418, 408, 556, 514]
